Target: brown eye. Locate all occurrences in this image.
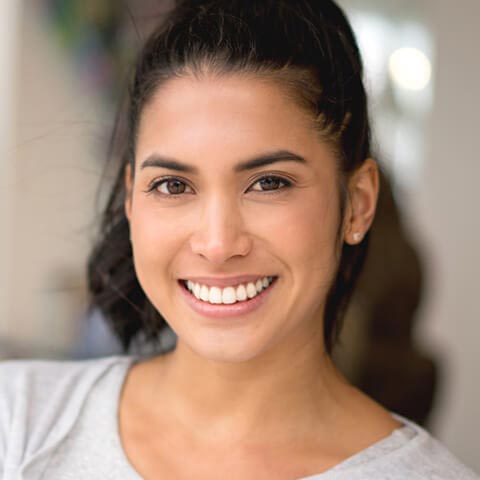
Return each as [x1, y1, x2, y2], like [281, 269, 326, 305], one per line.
[152, 177, 193, 196]
[249, 175, 291, 192]
[162, 179, 186, 194]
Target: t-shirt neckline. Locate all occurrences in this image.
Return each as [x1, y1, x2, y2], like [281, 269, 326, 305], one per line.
[108, 355, 422, 480]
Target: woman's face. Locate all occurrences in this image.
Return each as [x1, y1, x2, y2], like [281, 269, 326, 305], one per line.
[126, 73, 345, 363]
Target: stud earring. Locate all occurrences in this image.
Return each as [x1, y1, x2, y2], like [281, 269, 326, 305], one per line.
[353, 232, 362, 243]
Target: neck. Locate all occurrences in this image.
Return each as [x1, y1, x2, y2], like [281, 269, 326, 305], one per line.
[153, 329, 350, 444]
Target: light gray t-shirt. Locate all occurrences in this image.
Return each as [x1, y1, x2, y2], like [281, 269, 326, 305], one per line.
[0, 355, 478, 479]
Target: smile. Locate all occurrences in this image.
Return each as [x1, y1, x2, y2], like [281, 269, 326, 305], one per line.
[182, 276, 275, 305]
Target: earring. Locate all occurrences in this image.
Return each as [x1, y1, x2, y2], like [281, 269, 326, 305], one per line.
[353, 232, 362, 243]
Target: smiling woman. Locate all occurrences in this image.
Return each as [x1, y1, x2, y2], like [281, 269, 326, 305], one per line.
[123, 73, 367, 365]
[0, 1, 478, 479]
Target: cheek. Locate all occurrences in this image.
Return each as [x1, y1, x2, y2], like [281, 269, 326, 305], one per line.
[129, 199, 190, 277]
[257, 191, 340, 273]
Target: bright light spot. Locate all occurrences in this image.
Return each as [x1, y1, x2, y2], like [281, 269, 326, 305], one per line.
[349, 12, 393, 96]
[389, 47, 432, 91]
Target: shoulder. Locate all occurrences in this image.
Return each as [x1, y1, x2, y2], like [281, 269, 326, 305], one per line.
[364, 415, 479, 480]
[317, 414, 479, 480]
[0, 355, 131, 412]
[399, 430, 478, 479]
[0, 355, 133, 473]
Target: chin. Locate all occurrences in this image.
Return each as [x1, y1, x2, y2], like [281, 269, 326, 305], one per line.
[180, 334, 274, 364]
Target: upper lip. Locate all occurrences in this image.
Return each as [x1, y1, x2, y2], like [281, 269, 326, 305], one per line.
[180, 275, 275, 287]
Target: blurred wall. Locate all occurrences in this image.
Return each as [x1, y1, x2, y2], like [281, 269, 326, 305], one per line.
[1, 1, 108, 355]
[0, 1, 21, 344]
[409, 0, 480, 468]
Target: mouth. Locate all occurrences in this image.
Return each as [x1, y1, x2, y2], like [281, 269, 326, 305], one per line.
[179, 276, 277, 305]
[178, 276, 278, 320]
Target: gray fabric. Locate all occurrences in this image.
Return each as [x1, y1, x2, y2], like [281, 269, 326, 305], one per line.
[0, 356, 477, 479]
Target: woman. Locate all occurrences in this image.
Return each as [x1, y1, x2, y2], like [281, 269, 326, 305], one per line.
[0, 0, 477, 478]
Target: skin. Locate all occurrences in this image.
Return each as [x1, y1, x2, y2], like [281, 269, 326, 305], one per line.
[121, 73, 400, 479]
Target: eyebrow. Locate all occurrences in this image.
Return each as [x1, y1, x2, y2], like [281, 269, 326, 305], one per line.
[139, 150, 307, 174]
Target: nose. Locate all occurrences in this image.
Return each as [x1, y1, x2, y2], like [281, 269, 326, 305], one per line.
[189, 194, 252, 265]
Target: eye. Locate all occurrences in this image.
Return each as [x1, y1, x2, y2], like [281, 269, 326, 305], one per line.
[146, 177, 193, 196]
[248, 175, 292, 193]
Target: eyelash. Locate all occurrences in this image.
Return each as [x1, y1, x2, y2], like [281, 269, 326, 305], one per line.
[144, 174, 293, 198]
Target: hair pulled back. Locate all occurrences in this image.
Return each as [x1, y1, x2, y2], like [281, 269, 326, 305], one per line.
[88, 0, 372, 354]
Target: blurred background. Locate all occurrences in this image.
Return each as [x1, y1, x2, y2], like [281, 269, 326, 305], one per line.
[0, 0, 478, 472]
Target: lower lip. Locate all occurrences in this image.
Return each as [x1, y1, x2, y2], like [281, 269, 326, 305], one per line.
[178, 278, 277, 319]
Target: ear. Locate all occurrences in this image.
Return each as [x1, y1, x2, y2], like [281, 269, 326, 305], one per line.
[343, 158, 379, 245]
[125, 163, 133, 222]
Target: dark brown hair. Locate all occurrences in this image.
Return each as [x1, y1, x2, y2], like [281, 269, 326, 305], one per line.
[88, 0, 372, 354]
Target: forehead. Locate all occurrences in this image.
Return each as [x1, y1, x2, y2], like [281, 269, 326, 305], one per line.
[136, 74, 325, 163]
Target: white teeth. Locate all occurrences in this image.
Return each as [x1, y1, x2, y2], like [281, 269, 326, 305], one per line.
[184, 277, 275, 305]
[246, 282, 257, 298]
[200, 285, 209, 302]
[222, 287, 237, 304]
[236, 284, 247, 301]
[209, 286, 222, 304]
